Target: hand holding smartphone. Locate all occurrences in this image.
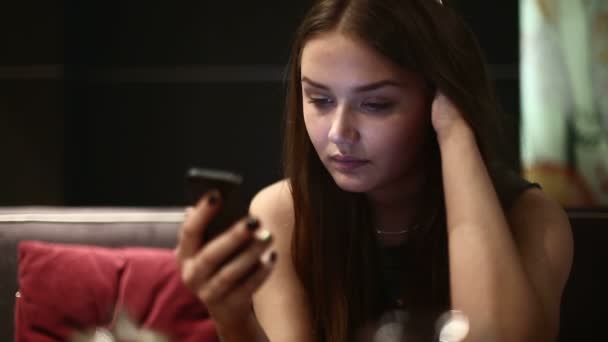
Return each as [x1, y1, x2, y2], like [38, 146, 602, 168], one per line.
[184, 167, 246, 242]
[179, 167, 277, 335]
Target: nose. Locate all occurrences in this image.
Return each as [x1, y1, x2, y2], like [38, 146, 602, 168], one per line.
[328, 105, 359, 145]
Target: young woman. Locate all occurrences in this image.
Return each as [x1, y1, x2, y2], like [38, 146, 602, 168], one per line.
[176, 0, 573, 341]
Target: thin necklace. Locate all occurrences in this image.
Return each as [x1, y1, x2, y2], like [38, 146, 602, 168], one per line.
[376, 224, 418, 235]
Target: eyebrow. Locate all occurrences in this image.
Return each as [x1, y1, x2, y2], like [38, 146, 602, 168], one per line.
[301, 76, 404, 92]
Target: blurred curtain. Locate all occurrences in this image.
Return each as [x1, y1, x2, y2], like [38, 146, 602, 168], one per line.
[520, 0, 608, 206]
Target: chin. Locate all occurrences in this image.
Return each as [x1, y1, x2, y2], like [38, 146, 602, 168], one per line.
[330, 172, 371, 193]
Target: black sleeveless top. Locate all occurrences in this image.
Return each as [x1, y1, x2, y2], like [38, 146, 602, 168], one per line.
[492, 164, 541, 211]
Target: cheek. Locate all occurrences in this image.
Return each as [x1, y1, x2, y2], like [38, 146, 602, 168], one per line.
[367, 113, 430, 154]
[368, 130, 409, 154]
[303, 111, 327, 149]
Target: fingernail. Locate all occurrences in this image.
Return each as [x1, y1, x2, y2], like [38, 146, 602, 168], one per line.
[246, 217, 260, 231]
[261, 250, 277, 266]
[208, 192, 218, 205]
[255, 229, 272, 243]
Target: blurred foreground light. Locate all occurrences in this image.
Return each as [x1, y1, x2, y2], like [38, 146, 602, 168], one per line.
[437, 310, 469, 342]
[372, 309, 408, 342]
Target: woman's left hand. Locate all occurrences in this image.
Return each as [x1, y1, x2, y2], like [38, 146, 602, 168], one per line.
[431, 91, 471, 143]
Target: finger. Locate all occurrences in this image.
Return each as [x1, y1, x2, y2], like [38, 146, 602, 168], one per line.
[176, 190, 222, 260]
[184, 206, 194, 217]
[224, 249, 277, 304]
[200, 230, 273, 300]
[205, 249, 277, 306]
[173, 207, 192, 256]
[431, 90, 450, 113]
[184, 217, 262, 288]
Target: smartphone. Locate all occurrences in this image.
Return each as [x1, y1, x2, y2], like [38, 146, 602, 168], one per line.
[184, 167, 245, 242]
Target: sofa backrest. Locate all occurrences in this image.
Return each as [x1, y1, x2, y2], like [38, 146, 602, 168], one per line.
[0, 207, 183, 341]
[1, 207, 606, 341]
[559, 209, 607, 341]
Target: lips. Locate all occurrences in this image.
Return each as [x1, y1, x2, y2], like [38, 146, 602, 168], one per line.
[329, 154, 369, 171]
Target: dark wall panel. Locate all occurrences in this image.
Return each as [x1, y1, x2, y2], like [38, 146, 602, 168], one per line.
[1, 1, 521, 206]
[64, 2, 310, 66]
[0, 3, 64, 65]
[0, 80, 64, 204]
[64, 82, 284, 206]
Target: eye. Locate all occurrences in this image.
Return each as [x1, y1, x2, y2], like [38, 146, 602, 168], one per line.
[307, 96, 335, 109]
[361, 101, 395, 113]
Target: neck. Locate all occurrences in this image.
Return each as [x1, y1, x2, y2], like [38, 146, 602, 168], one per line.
[367, 160, 429, 235]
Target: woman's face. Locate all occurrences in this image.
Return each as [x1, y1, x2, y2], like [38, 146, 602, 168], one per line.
[300, 31, 432, 195]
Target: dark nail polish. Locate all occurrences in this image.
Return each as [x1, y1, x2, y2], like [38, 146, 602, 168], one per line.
[246, 217, 260, 231]
[208, 193, 218, 205]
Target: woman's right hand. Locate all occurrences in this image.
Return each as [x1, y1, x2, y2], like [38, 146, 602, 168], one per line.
[175, 190, 277, 329]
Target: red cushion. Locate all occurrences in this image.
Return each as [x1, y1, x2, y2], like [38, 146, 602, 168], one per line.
[16, 241, 218, 342]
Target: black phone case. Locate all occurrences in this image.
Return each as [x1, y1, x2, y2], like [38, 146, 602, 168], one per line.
[184, 168, 245, 242]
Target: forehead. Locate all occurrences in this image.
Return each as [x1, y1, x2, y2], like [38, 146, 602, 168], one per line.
[300, 31, 419, 86]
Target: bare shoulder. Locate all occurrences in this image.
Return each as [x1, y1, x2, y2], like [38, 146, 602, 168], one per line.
[507, 187, 572, 247]
[249, 179, 313, 340]
[249, 179, 294, 237]
[507, 187, 573, 319]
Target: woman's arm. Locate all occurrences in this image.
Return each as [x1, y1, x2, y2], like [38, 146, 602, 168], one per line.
[433, 93, 573, 341]
[248, 180, 315, 341]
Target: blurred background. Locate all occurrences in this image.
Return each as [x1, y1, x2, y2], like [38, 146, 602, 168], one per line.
[0, 1, 524, 207]
[520, 0, 608, 207]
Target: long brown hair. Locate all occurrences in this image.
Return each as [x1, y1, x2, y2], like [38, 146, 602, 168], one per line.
[283, 0, 507, 340]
